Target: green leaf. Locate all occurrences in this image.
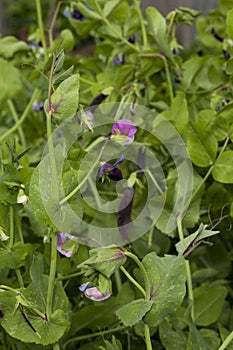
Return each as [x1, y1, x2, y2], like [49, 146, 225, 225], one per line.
[100, 336, 122, 350]
[226, 8, 233, 39]
[49, 74, 80, 121]
[194, 286, 228, 326]
[187, 122, 218, 167]
[70, 299, 118, 334]
[103, 0, 121, 17]
[146, 7, 174, 63]
[175, 223, 219, 255]
[0, 242, 32, 270]
[0, 275, 70, 345]
[187, 322, 213, 350]
[0, 36, 29, 59]
[225, 57, 233, 74]
[142, 253, 186, 327]
[212, 151, 233, 183]
[29, 165, 52, 227]
[30, 253, 44, 284]
[77, 3, 102, 19]
[78, 247, 126, 279]
[116, 299, 153, 327]
[0, 57, 22, 102]
[159, 318, 187, 350]
[162, 92, 188, 133]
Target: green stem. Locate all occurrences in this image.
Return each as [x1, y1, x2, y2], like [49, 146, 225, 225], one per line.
[120, 266, 146, 297]
[147, 225, 154, 247]
[134, 0, 148, 49]
[35, 0, 48, 60]
[166, 10, 176, 38]
[59, 141, 107, 205]
[0, 89, 40, 144]
[79, 77, 95, 85]
[16, 268, 24, 288]
[163, 55, 174, 102]
[9, 206, 14, 249]
[124, 251, 153, 350]
[94, 0, 139, 52]
[191, 137, 230, 201]
[115, 269, 122, 293]
[15, 214, 24, 243]
[58, 271, 83, 281]
[46, 111, 59, 200]
[177, 218, 194, 320]
[7, 100, 26, 148]
[137, 53, 173, 102]
[48, 0, 61, 46]
[85, 135, 107, 152]
[144, 323, 153, 350]
[124, 251, 151, 300]
[0, 285, 17, 292]
[218, 331, 233, 350]
[46, 231, 58, 318]
[63, 325, 127, 348]
[53, 343, 60, 350]
[147, 170, 164, 195]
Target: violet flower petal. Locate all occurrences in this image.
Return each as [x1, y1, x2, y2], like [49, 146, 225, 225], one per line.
[57, 233, 73, 257]
[111, 119, 137, 145]
[84, 287, 111, 301]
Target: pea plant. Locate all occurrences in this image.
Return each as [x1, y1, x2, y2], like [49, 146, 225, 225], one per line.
[0, 0, 233, 349]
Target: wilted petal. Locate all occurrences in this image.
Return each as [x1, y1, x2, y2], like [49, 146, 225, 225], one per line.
[84, 287, 111, 301]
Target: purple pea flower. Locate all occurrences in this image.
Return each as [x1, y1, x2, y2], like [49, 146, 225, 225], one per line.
[99, 156, 124, 181]
[79, 283, 111, 301]
[111, 119, 137, 145]
[32, 101, 44, 112]
[72, 9, 85, 20]
[57, 233, 74, 257]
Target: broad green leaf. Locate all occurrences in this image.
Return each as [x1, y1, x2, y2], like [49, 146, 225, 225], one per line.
[49, 74, 80, 121]
[0, 36, 29, 59]
[70, 299, 118, 334]
[0, 242, 32, 270]
[200, 329, 221, 349]
[226, 8, 233, 39]
[187, 322, 212, 350]
[212, 151, 233, 183]
[146, 7, 174, 63]
[0, 57, 22, 102]
[143, 253, 186, 327]
[194, 286, 228, 326]
[0, 275, 70, 345]
[78, 247, 126, 278]
[162, 92, 188, 133]
[182, 56, 203, 89]
[159, 318, 187, 350]
[116, 299, 153, 327]
[103, 0, 121, 17]
[187, 122, 218, 167]
[30, 253, 44, 284]
[29, 165, 52, 227]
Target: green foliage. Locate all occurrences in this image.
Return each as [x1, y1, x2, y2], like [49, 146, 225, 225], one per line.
[0, 0, 233, 349]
